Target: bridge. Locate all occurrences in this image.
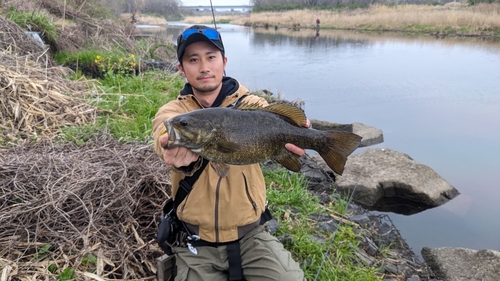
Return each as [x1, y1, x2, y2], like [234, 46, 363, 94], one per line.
[181, 5, 253, 13]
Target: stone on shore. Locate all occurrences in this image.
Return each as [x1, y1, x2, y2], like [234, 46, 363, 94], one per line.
[334, 148, 460, 215]
[421, 247, 500, 281]
[310, 119, 384, 147]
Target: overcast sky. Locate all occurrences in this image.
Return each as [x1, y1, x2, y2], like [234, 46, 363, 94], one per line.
[180, 0, 252, 6]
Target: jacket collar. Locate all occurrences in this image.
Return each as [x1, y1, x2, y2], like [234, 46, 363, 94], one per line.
[180, 76, 239, 108]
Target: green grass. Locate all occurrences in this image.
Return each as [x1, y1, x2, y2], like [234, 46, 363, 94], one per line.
[59, 70, 184, 144]
[263, 169, 384, 281]
[94, 71, 183, 141]
[54, 50, 104, 66]
[5, 7, 57, 42]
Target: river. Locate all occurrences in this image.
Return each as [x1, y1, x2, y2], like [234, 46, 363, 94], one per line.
[152, 22, 500, 257]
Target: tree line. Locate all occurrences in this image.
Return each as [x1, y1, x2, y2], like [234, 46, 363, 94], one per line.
[66, 0, 499, 20]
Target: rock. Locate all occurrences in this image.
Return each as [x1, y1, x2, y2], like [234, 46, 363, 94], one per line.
[302, 153, 348, 204]
[421, 247, 500, 281]
[310, 119, 352, 132]
[335, 148, 460, 215]
[266, 218, 280, 234]
[352, 122, 384, 147]
[355, 248, 377, 266]
[310, 119, 384, 147]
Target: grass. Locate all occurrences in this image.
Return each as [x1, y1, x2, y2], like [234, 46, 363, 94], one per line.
[4, 6, 58, 42]
[263, 169, 384, 280]
[92, 70, 183, 141]
[52, 47, 184, 144]
[182, 3, 500, 35]
[59, 69, 184, 144]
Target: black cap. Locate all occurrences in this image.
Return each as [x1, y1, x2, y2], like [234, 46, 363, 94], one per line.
[176, 25, 225, 62]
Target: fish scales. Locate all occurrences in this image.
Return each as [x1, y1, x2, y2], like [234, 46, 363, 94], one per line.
[164, 103, 361, 177]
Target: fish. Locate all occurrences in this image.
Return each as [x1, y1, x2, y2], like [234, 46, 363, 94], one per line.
[163, 102, 361, 178]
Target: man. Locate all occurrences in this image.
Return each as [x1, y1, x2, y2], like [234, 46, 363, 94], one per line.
[152, 25, 306, 281]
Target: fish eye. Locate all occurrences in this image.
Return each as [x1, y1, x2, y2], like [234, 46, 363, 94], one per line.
[180, 119, 188, 126]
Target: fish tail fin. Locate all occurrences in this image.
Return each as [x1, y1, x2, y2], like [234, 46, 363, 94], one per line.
[319, 131, 362, 175]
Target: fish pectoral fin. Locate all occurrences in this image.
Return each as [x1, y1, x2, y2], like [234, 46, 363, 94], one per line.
[210, 162, 230, 178]
[273, 152, 302, 172]
[216, 141, 240, 153]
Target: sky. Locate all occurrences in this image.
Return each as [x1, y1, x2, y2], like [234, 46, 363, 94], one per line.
[180, 0, 252, 6]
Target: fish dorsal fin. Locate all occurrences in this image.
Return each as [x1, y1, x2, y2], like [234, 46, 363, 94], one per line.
[233, 101, 265, 110]
[235, 102, 307, 127]
[263, 103, 307, 127]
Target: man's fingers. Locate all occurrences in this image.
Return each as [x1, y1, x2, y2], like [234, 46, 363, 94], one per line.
[163, 146, 199, 168]
[160, 133, 169, 149]
[285, 143, 305, 157]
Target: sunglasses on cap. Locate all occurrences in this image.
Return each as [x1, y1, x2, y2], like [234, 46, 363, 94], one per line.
[178, 28, 220, 43]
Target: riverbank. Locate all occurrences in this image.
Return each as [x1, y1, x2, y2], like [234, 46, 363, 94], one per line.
[182, 3, 500, 37]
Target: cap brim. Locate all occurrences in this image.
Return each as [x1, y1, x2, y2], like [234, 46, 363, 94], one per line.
[177, 33, 224, 61]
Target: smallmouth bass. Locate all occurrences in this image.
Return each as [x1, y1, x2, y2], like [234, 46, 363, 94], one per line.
[164, 102, 361, 177]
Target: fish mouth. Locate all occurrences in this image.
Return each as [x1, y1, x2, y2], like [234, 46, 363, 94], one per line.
[163, 120, 181, 149]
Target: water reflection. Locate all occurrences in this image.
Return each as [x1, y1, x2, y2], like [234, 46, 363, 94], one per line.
[251, 26, 500, 50]
[251, 28, 374, 50]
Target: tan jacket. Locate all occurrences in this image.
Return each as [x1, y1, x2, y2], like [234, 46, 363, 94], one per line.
[152, 82, 269, 243]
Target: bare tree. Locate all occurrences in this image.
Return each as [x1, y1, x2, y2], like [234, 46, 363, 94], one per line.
[142, 0, 180, 15]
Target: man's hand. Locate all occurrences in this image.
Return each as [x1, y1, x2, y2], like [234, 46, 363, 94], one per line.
[285, 119, 310, 156]
[160, 133, 199, 168]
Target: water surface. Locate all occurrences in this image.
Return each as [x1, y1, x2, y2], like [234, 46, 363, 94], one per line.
[164, 23, 500, 256]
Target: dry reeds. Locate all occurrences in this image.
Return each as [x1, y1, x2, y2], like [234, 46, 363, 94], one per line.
[0, 135, 171, 280]
[0, 51, 97, 142]
[1, 13, 97, 142]
[185, 3, 500, 34]
[0, 15, 53, 66]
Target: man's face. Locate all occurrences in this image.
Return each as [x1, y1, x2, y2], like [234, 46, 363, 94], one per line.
[178, 41, 227, 95]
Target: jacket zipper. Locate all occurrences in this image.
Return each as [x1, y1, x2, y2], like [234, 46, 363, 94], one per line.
[214, 177, 222, 243]
[242, 173, 258, 214]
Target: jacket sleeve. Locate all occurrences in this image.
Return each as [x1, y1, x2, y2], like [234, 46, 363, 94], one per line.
[152, 101, 185, 160]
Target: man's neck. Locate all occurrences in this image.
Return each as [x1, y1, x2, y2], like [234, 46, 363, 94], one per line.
[192, 82, 225, 107]
[193, 91, 218, 108]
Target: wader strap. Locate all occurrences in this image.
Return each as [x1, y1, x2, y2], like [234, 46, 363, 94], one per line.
[227, 241, 243, 281]
[174, 158, 208, 210]
[259, 208, 272, 225]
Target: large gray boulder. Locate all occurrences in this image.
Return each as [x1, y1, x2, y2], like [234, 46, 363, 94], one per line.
[334, 148, 460, 215]
[421, 247, 500, 281]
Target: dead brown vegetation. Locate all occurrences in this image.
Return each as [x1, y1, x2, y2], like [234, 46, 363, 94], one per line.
[0, 50, 97, 143]
[185, 3, 500, 36]
[0, 2, 173, 279]
[0, 135, 170, 280]
[1, 13, 97, 143]
[0, 15, 54, 67]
